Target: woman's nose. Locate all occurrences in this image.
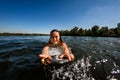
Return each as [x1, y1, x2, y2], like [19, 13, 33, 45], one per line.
[53, 37, 56, 40]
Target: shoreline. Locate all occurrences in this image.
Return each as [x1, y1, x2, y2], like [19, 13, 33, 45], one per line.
[0, 32, 119, 37]
[0, 33, 49, 36]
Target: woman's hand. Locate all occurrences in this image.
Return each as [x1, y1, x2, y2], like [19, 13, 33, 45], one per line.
[60, 46, 74, 61]
[39, 54, 52, 65]
[59, 53, 74, 61]
[41, 58, 52, 65]
[39, 54, 52, 59]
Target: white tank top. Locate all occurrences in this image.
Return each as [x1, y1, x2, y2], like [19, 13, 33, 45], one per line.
[48, 46, 64, 60]
[48, 46, 69, 63]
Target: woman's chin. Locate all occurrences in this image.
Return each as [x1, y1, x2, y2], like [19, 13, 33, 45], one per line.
[53, 42, 58, 45]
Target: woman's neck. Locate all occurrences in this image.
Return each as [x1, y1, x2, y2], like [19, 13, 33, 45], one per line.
[51, 42, 61, 47]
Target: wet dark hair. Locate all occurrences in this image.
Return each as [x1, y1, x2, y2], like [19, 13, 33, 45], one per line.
[50, 29, 59, 35]
[47, 29, 63, 45]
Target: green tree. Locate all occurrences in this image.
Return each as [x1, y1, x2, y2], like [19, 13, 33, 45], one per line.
[70, 27, 79, 35]
[99, 26, 109, 36]
[60, 30, 70, 36]
[78, 28, 84, 36]
[109, 28, 116, 37]
[117, 23, 120, 28]
[86, 29, 92, 36]
[91, 25, 99, 36]
[114, 28, 120, 37]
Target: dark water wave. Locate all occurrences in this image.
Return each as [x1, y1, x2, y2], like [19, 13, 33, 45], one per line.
[0, 36, 120, 80]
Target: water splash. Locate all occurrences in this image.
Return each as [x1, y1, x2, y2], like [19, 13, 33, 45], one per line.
[51, 57, 95, 80]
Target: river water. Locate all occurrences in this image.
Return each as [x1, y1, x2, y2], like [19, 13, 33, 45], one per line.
[0, 36, 120, 80]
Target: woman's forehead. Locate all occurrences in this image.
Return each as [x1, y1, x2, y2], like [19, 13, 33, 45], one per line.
[51, 31, 59, 36]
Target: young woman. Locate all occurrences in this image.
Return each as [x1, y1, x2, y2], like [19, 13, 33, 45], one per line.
[39, 29, 74, 65]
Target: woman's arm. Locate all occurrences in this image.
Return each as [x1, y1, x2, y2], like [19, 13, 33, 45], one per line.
[38, 46, 52, 65]
[62, 43, 71, 54]
[39, 46, 52, 59]
[60, 42, 75, 61]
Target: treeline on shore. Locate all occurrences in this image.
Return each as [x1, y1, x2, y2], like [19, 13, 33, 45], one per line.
[1, 23, 120, 37]
[0, 33, 49, 36]
[60, 23, 120, 37]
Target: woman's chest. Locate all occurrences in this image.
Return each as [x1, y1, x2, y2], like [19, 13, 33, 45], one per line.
[48, 46, 64, 56]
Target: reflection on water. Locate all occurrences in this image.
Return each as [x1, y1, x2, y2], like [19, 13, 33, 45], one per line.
[0, 36, 120, 80]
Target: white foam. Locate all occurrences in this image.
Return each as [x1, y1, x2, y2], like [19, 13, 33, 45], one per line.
[51, 57, 95, 80]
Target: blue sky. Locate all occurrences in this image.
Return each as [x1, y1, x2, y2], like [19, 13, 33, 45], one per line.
[0, 0, 120, 34]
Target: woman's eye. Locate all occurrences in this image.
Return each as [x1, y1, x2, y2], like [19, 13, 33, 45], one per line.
[51, 36, 58, 39]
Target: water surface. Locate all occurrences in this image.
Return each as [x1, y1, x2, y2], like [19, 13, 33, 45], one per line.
[0, 36, 120, 80]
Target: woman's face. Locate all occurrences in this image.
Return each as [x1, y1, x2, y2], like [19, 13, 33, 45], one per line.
[50, 31, 60, 45]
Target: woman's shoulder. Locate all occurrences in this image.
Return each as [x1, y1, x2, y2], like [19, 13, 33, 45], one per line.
[59, 41, 65, 45]
[60, 41, 68, 48]
[45, 43, 52, 47]
[61, 42, 66, 45]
